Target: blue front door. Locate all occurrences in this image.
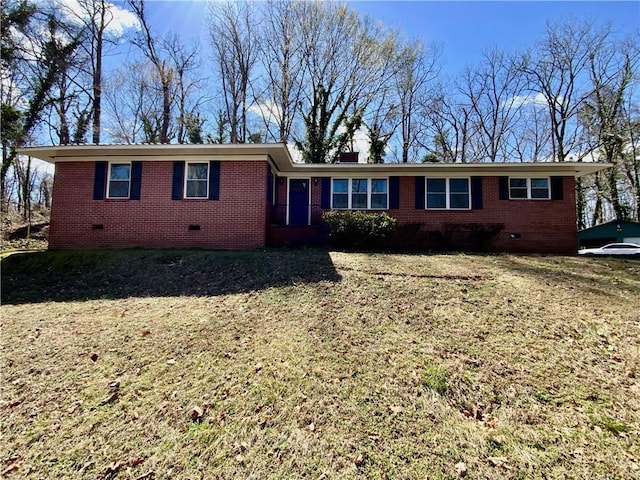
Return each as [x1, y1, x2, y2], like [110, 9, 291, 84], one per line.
[289, 179, 310, 226]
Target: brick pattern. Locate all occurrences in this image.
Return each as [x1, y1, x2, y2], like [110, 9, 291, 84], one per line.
[50, 161, 268, 249]
[305, 175, 577, 254]
[51, 163, 577, 253]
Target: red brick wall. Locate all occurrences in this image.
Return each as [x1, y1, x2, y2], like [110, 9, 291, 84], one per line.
[307, 175, 577, 254]
[50, 161, 268, 249]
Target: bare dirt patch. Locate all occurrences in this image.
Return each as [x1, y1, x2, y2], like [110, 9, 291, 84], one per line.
[1, 250, 639, 479]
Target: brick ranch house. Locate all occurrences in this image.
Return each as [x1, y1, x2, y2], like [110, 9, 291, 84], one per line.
[20, 143, 609, 253]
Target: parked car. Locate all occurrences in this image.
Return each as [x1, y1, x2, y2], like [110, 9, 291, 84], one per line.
[578, 242, 640, 256]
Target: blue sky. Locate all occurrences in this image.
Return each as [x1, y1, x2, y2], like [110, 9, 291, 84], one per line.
[135, 0, 639, 76]
[354, 1, 639, 73]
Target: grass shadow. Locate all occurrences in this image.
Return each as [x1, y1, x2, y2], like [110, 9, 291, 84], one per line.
[491, 254, 640, 297]
[6, 222, 49, 240]
[1, 248, 342, 304]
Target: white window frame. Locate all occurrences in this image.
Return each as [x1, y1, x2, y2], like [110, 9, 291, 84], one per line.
[107, 162, 131, 199]
[331, 178, 389, 210]
[184, 162, 210, 199]
[425, 177, 471, 210]
[509, 177, 550, 200]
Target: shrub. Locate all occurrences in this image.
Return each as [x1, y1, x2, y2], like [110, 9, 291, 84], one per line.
[322, 210, 398, 250]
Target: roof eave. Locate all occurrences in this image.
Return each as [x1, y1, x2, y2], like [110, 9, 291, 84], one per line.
[277, 161, 613, 177]
[16, 144, 612, 177]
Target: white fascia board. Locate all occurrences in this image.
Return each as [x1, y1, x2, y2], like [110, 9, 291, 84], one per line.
[17, 144, 611, 178]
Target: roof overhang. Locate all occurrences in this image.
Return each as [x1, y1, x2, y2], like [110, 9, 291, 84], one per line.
[277, 161, 611, 178]
[17, 143, 294, 168]
[17, 143, 612, 177]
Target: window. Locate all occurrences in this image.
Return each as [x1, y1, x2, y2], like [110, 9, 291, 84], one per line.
[371, 179, 388, 209]
[185, 162, 209, 198]
[425, 178, 470, 209]
[332, 179, 349, 208]
[107, 163, 131, 198]
[509, 177, 549, 199]
[351, 179, 368, 208]
[331, 178, 388, 209]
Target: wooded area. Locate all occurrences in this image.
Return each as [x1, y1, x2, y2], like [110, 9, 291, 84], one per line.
[1, 0, 639, 228]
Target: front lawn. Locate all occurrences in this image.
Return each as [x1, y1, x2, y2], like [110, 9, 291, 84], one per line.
[1, 250, 638, 479]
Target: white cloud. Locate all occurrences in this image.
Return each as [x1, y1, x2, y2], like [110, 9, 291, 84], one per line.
[56, 0, 140, 36]
[508, 92, 547, 108]
[248, 100, 283, 126]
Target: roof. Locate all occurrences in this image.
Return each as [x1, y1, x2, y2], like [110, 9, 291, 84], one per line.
[578, 220, 640, 238]
[17, 143, 612, 177]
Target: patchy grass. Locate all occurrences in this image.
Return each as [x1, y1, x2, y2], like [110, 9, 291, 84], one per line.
[1, 250, 639, 479]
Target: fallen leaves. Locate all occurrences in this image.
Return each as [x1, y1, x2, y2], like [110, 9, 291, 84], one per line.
[1, 463, 19, 476]
[455, 461, 467, 477]
[99, 380, 120, 406]
[487, 456, 511, 470]
[101, 458, 150, 480]
[1, 251, 639, 479]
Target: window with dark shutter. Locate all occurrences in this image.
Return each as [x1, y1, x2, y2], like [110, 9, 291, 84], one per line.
[209, 161, 220, 200]
[172, 161, 185, 200]
[389, 176, 400, 209]
[321, 177, 330, 209]
[130, 162, 142, 200]
[498, 177, 509, 200]
[93, 161, 107, 200]
[471, 176, 483, 209]
[550, 176, 564, 200]
[415, 176, 425, 209]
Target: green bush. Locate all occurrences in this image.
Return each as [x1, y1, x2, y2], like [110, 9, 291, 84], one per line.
[322, 210, 398, 249]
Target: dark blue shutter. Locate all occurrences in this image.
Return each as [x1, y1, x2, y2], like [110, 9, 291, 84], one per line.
[550, 176, 564, 200]
[93, 161, 107, 200]
[498, 177, 509, 200]
[471, 176, 483, 209]
[130, 161, 142, 200]
[172, 161, 185, 200]
[321, 177, 330, 209]
[209, 161, 220, 200]
[267, 169, 273, 203]
[415, 176, 425, 209]
[389, 176, 400, 209]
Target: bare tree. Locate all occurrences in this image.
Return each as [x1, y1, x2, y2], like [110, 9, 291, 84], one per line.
[128, 0, 173, 143]
[56, 0, 134, 144]
[293, 2, 401, 163]
[254, 0, 305, 143]
[459, 49, 528, 162]
[103, 61, 154, 143]
[521, 20, 608, 162]
[621, 82, 640, 221]
[1, 0, 84, 212]
[165, 35, 206, 144]
[392, 39, 440, 163]
[208, 0, 258, 144]
[423, 84, 475, 163]
[581, 38, 640, 220]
